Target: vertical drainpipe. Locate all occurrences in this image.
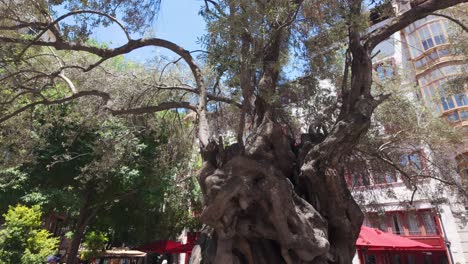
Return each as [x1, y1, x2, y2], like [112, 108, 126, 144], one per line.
[437, 208, 455, 264]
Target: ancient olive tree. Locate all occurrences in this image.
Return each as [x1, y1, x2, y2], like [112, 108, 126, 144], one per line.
[0, 0, 467, 263]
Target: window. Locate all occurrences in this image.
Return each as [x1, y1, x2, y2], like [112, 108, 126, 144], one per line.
[365, 255, 377, 264]
[385, 172, 397, 183]
[455, 94, 468, 106]
[408, 34, 422, 57]
[372, 161, 398, 184]
[369, 215, 388, 232]
[460, 111, 468, 120]
[428, 50, 439, 61]
[363, 217, 372, 227]
[438, 48, 450, 57]
[401, 152, 423, 170]
[418, 22, 448, 51]
[374, 62, 394, 80]
[447, 112, 460, 122]
[393, 254, 402, 264]
[422, 212, 438, 235]
[419, 27, 434, 50]
[379, 220, 388, 232]
[391, 214, 404, 235]
[346, 162, 371, 187]
[350, 171, 371, 187]
[407, 255, 417, 264]
[441, 96, 455, 111]
[374, 172, 397, 184]
[429, 22, 447, 45]
[423, 255, 433, 264]
[407, 213, 421, 235]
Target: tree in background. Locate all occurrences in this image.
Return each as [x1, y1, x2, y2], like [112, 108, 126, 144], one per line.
[351, 73, 466, 206]
[0, 0, 467, 263]
[0, 204, 59, 264]
[80, 231, 108, 261]
[0, 103, 198, 263]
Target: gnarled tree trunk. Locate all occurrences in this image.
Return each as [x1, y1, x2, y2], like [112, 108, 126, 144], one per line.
[190, 114, 368, 264]
[189, 1, 384, 262]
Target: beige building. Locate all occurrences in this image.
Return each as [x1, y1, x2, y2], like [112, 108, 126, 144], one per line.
[352, 1, 468, 263]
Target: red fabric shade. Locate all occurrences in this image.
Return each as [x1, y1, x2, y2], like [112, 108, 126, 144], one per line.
[357, 226, 434, 250]
[138, 240, 194, 254]
[138, 240, 182, 253]
[170, 243, 194, 254]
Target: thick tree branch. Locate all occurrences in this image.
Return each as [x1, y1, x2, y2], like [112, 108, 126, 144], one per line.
[0, 90, 196, 124]
[109, 101, 196, 115]
[18, 10, 131, 57]
[0, 19, 212, 145]
[365, 0, 468, 49]
[0, 90, 109, 123]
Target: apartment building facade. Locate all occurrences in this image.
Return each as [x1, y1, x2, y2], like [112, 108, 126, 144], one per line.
[352, 1, 468, 263]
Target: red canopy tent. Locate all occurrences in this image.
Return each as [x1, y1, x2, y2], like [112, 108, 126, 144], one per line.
[137, 240, 191, 254]
[356, 227, 448, 264]
[357, 226, 433, 250]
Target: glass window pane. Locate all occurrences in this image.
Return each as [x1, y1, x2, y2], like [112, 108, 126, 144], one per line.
[415, 60, 422, 68]
[434, 35, 446, 45]
[455, 94, 467, 106]
[438, 48, 450, 57]
[407, 214, 421, 235]
[441, 97, 449, 110]
[386, 173, 397, 183]
[422, 212, 438, 235]
[393, 254, 402, 264]
[400, 155, 408, 166]
[422, 40, 429, 50]
[426, 38, 434, 49]
[430, 22, 442, 35]
[448, 112, 460, 122]
[460, 111, 468, 120]
[448, 96, 455, 109]
[391, 214, 404, 235]
[428, 51, 438, 60]
[366, 255, 377, 264]
[363, 217, 372, 227]
[409, 153, 422, 169]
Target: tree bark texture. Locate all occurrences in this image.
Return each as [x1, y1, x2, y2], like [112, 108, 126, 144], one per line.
[191, 113, 367, 264]
[66, 194, 97, 264]
[190, 2, 381, 262]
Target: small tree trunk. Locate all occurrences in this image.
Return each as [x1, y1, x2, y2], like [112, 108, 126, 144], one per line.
[66, 194, 96, 264]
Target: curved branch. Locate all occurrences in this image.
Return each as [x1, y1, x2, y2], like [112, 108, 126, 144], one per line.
[0, 21, 48, 31]
[139, 83, 241, 108]
[0, 90, 196, 124]
[57, 73, 78, 94]
[18, 10, 131, 57]
[0, 90, 110, 123]
[430, 12, 468, 32]
[0, 36, 206, 94]
[365, 0, 468, 49]
[109, 102, 196, 115]
[0, 14, 212, 146]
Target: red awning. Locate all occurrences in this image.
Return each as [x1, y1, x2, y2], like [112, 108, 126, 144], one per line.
[170, 243, 194, 254]
[137, 240, 194, 254]
[357, 226, 434, 250]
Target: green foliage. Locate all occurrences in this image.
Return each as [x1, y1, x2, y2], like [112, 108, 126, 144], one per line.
[0, 205, 58, 264]
[0, 102, 199, 248]
[81, 231, 108, 260]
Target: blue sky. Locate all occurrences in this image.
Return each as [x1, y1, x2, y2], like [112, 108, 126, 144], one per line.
[90, 0, 206, 63]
